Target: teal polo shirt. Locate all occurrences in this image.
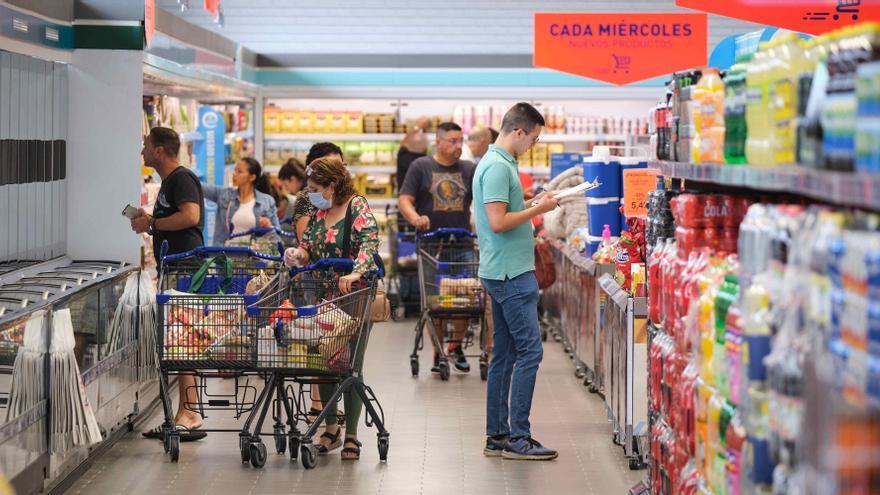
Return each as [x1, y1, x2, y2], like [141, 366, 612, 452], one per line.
[472, 144, 535, 281]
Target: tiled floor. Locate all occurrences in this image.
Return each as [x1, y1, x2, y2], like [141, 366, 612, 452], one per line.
[67, 319, 644, 494]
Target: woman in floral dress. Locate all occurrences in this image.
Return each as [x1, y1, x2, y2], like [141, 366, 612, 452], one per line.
[284, 156, 380, 460]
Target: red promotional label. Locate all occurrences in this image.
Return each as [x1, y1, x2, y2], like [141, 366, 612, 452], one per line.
[677, 0, 879, 36]
[534, 13, 708, 85]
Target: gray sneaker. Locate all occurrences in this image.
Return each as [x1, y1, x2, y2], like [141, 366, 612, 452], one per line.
[483, 435, 508, 457]
[502, 436, 558, 461]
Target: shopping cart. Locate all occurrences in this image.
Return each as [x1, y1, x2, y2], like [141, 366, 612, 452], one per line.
[411, 228, 488, 381]
[384, 206, 418, 320]
[246, 257, 389, 469]
[155, 242, 283, 463]
[835, 0, 860, 21]
[226, 225, 297, 252]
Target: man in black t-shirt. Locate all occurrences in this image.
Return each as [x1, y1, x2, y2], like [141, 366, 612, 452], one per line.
[131, 127, 206, 442]
[400, 122, 477, 375]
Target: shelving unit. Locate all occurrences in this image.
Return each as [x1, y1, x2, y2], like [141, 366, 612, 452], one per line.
[655, 161, 880, 211]
[265, 133, 433, 142]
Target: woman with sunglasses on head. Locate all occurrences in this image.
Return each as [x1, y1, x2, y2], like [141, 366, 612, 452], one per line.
[202, 157, 281, 245]
[283, 156, 380, 460]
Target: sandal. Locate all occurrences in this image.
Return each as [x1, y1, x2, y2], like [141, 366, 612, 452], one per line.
[316, 428, 342, 456]
[307, 407, 322, 424]
[141, 424, 206, 442]
[341, 437, 362, 460]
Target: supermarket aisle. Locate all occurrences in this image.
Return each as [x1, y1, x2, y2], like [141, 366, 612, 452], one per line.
[68, 320, 641, 495]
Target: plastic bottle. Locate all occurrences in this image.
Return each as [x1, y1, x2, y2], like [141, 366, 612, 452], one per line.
[745, 47, 769, 165]
[694, 68, 726, 164]
[767, 35, 800, 165]
[725, 58, 750, 164]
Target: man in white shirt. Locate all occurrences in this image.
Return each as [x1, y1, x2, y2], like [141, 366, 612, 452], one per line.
[460, 127, 495, 164]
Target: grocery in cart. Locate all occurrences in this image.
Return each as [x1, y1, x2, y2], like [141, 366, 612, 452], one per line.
[246, 257, 389, 469]
[411, 228, 488, 381]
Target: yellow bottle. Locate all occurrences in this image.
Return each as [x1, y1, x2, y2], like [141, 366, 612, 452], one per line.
[745, 46, 772, 165]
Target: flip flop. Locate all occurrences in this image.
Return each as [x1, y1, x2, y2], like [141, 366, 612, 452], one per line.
[142, 424, 206, 442]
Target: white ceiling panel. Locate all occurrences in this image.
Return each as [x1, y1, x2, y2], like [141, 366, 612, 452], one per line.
[158, 0, 765, 57]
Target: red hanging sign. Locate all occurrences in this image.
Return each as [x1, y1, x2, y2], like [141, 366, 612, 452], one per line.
[204, 0, 221, 18]
[676, 0, 879, 36]
[144, 0, 155, 47]
[534, 13, 708, 85]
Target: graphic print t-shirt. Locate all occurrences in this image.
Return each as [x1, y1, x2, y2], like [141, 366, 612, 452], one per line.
[152, 166, 204, 264]
[399, 156, 475, 230]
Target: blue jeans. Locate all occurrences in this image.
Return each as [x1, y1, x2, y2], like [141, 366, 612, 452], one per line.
[481, 271, 543, 438]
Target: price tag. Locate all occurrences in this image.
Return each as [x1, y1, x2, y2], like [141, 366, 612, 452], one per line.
[623, 168, 660, 218]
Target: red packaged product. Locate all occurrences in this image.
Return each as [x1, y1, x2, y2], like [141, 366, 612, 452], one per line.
[663, 256, 684, 331]
[736, 197, 752, 222]
[648, 243, 667, 325]
[719, 228, 739, 255]
[702, 227, 720, 252]
[675, 194, 703, 228]
[718, 195, 737, 227]
[702, 195, 720, 227]
[675, 226, 696, 258]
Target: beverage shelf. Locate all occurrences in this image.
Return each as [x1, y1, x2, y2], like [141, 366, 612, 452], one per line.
[655, 161, 880, 211]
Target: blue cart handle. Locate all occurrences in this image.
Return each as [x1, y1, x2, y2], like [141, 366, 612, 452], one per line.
[417, 228, 476, 239]
[228, 224, 297, 239]
[289, 258, 355, 276]
[288, 253, 386, 278]
[162, 242, 283, 263]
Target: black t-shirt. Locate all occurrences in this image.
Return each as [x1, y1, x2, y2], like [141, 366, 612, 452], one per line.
[152, 166, 205, 263]
[399, 156, 475, 230]
[396, 146, 427, 191]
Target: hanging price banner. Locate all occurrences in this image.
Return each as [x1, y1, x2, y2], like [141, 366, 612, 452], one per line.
[534, 13, 708, 85]
[623, 168, 661, 217]
[676, 0, 879, 36]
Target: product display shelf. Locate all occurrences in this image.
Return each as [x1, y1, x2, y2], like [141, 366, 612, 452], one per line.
[541, 133, 630, 143]
[655, 161, 880, 211]
[349, 165, 397, 174]
[265, 133, 435, 142]
[598, 274, 649, 471]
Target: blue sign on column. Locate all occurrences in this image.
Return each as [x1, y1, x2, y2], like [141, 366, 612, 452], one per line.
[194, 106, 226, 244]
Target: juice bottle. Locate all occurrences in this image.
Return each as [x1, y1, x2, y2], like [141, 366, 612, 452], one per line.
[724, 58, 750, 164]
[694, 68, 726, 164]
[745, 46, 773, 165]
[770, 34, 801, 165]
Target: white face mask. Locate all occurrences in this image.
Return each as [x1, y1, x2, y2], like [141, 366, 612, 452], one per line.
[308, 190, 332, 210]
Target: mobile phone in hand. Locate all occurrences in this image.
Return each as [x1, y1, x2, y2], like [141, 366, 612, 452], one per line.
[122, 204, 140, 220]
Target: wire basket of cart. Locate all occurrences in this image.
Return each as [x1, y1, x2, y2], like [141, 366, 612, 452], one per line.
[411, 228, 488, 381]
[226, 225, 297, 253]
[155, 241, 284, 464]
[245, 257, 389, 469]
[384, 206, 418, 320]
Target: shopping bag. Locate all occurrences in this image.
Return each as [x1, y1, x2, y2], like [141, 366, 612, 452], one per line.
[371, 279, 391, 322]
[534, 238, 557, 290]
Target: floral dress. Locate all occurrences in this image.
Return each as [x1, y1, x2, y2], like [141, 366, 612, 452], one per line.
[298, 195, 380, 275]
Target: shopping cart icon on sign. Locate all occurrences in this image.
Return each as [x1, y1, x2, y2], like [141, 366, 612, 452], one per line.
[834, 0, 860, 20]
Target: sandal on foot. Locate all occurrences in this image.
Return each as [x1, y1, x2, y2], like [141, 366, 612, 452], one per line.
[175, 425, 207, 442]
[316, 429, 342, 455]
[341, 437, 362, 460]
[141, 424, 166, 439]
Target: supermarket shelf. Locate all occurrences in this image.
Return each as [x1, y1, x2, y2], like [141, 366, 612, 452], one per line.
[349, 165, 396, 174]
[541, 133, 628, 143]
[521, 167, 551, 176]
[226, 129, 254, 140]
[265, 133, 434, 142]
[365, 197, 398, 207]
[655, 161, 880, 211]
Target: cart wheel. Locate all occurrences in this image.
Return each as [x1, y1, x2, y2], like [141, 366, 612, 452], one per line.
[439, 363, 450, 381]
[378, 436, 390, 462]
[480, 362, 488, 381]
[583, 375, 592, 387]
[274, 427, 286, 455]
[249, 442, 267, 468]
[169, 435, 180, 463]
[629, 458, 644, 470]
[410, 357, 419, 377]
[301, 444, 318, 469]
[575, 368, 585, 379]
[589, 383, 599, 394]
[541, 329, 548, 342]
[240, 437, 252, 463]
[163, 432, 171, 454]
[289, 437, 300, 461]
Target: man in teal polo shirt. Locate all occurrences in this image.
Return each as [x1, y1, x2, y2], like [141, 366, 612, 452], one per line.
[473, 103, 559, 460]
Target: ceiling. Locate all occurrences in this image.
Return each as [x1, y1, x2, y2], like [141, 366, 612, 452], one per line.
[158, 0, 764, 59]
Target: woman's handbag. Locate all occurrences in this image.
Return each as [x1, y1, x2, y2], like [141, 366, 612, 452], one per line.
[341, 197, 391, 322]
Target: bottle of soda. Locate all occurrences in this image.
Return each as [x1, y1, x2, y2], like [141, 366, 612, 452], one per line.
[725, 58, 750, 164]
